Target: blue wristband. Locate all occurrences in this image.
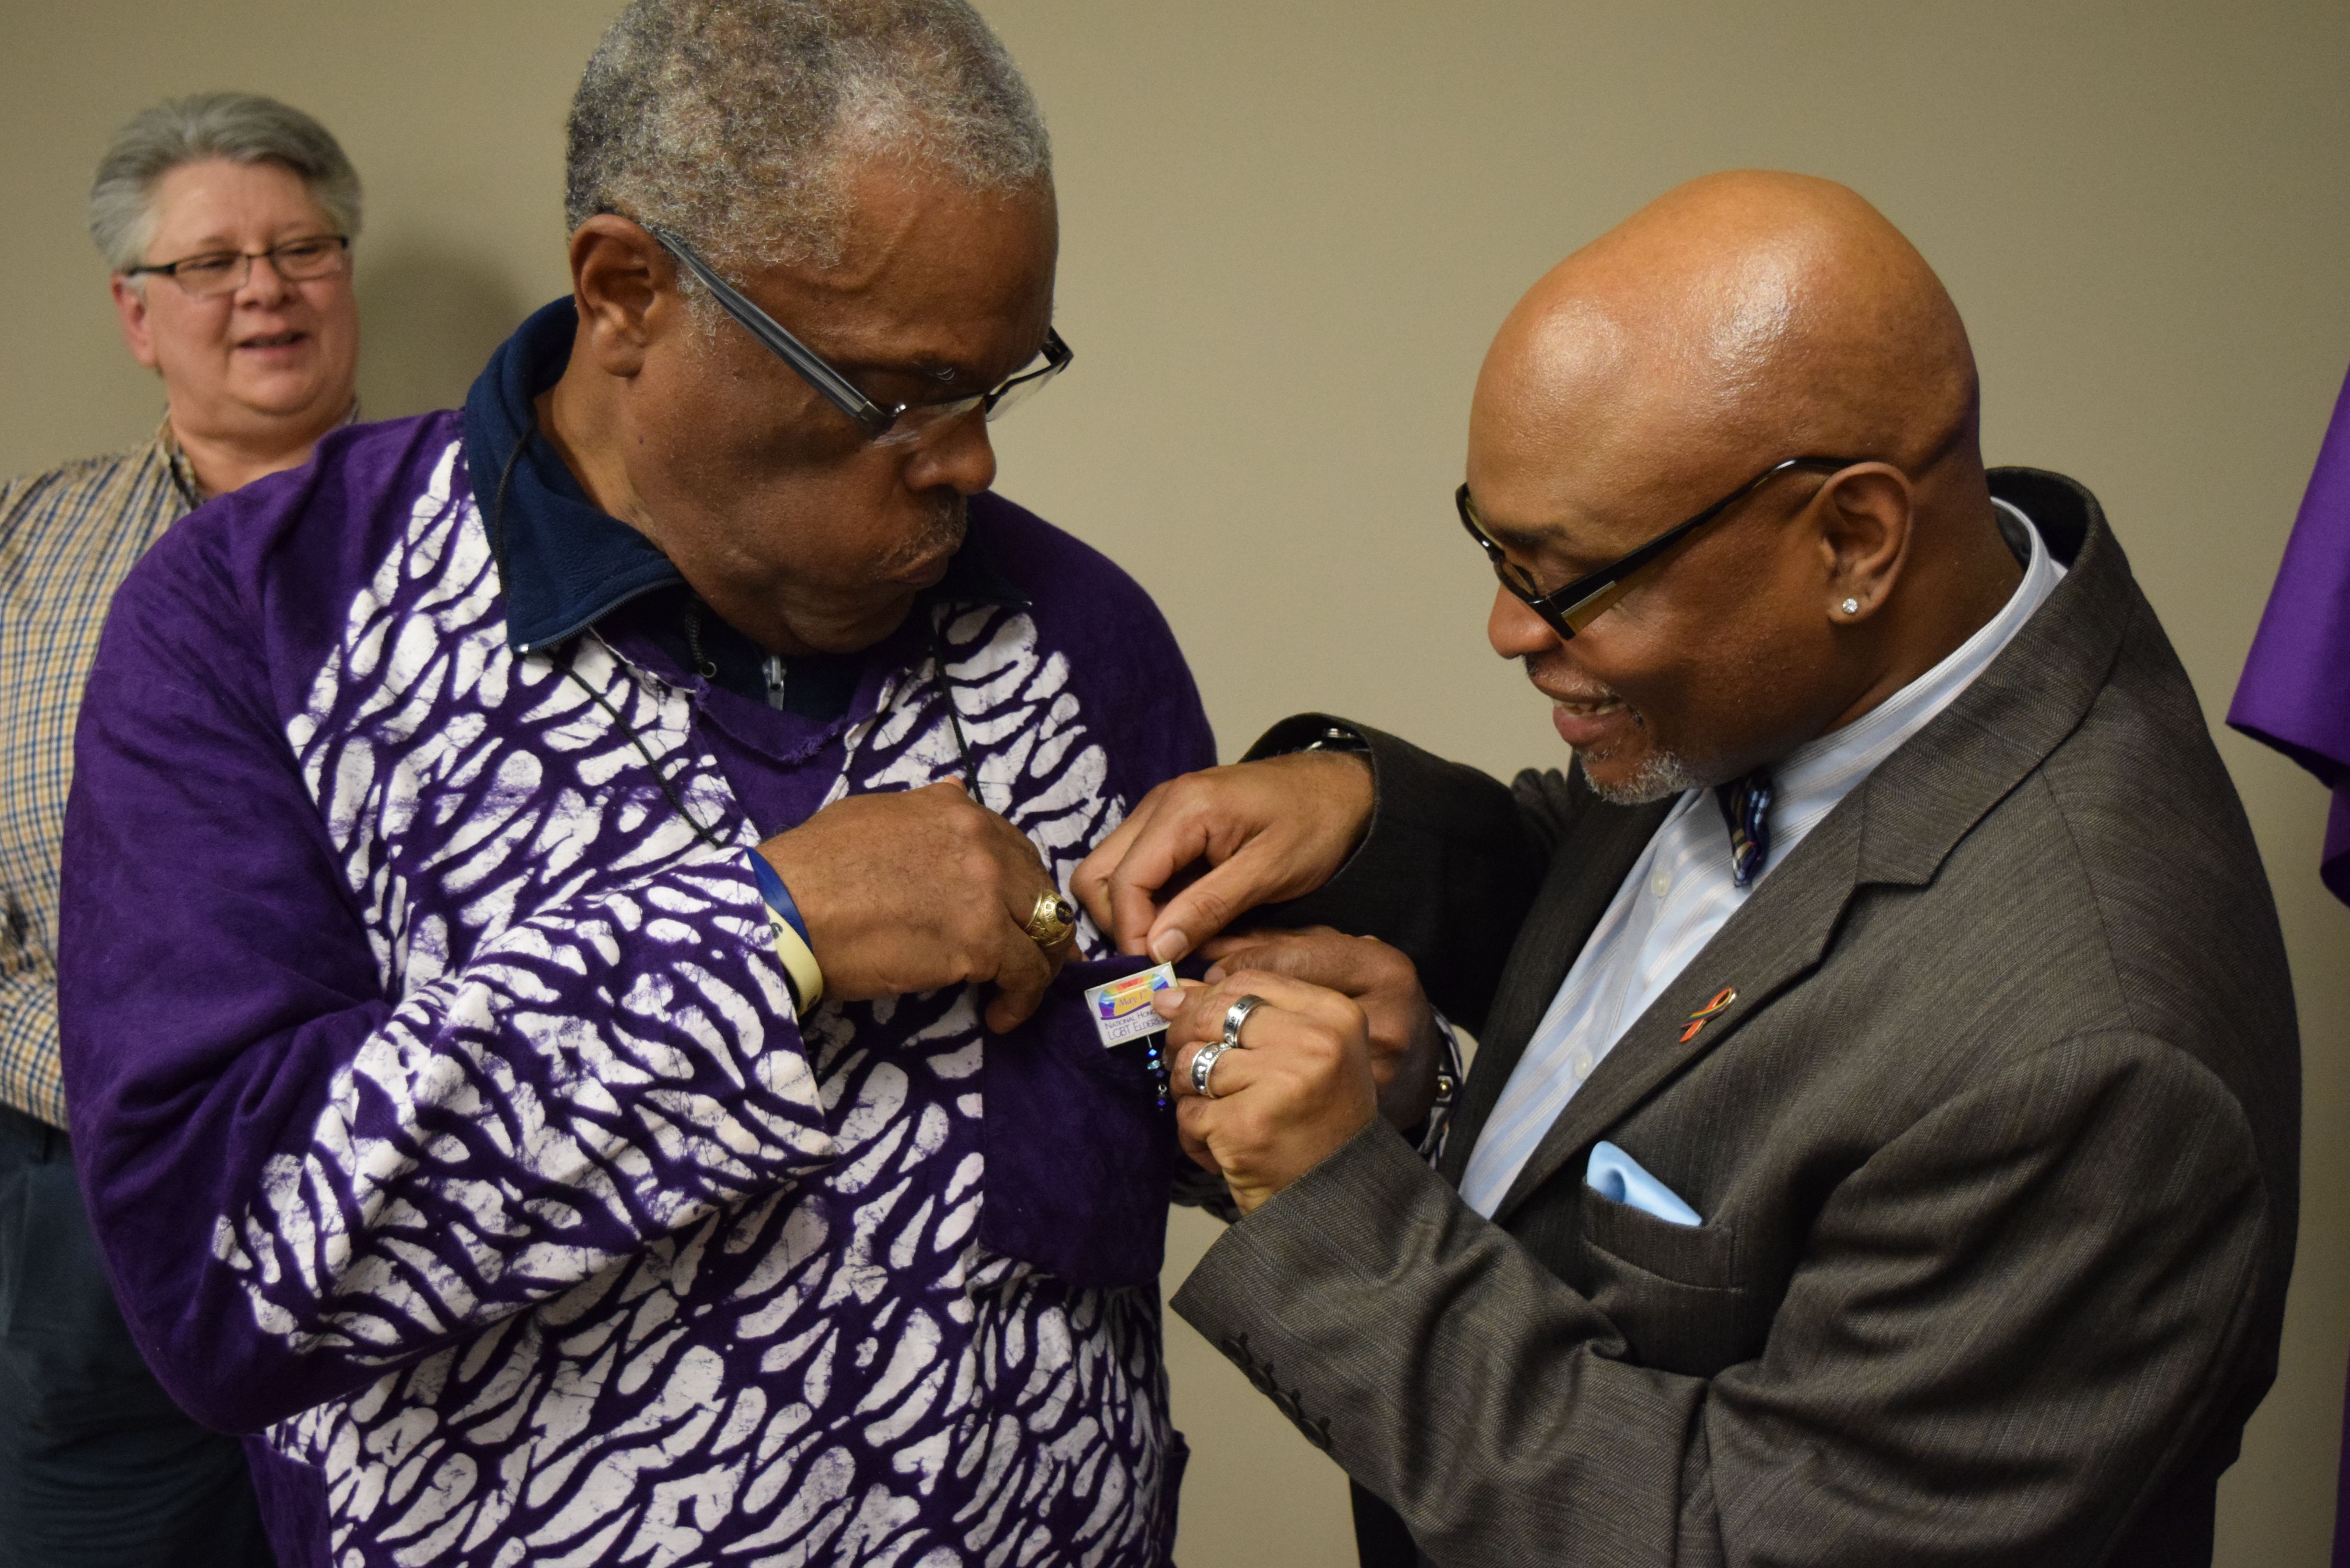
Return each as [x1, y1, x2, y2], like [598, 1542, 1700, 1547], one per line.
[745, 850, 824, 1013]
[746, 849, 813, 943]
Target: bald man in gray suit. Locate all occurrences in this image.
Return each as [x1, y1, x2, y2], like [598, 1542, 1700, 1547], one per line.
[1077, 172, 2296, 1567]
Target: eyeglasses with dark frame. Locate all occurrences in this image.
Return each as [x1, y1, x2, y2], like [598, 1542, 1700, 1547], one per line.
[1457, 454, 1863, 640]
[644, 224, 1072, 447]
[122, 234, 351, 300]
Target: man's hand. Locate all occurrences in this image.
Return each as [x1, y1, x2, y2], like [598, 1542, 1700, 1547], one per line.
[757, 779, 1068, 1033]
[1072, 751, 1373, 964]
[1199, 927, 1442, 1132]
[1149, 971, 1381, 1216]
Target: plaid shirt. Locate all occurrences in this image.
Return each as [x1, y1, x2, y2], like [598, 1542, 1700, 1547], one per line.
[0, 421, 197, 1126]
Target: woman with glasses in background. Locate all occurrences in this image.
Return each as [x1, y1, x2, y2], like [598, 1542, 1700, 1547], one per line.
[0, 90, 364, 1568]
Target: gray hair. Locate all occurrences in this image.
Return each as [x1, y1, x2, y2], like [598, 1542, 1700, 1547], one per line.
[565, 0, 1050, 279]
[88, 92, 362, 275]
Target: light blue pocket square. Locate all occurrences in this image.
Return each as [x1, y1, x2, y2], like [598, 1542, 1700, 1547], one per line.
[1586, 1140, 1702, 1227]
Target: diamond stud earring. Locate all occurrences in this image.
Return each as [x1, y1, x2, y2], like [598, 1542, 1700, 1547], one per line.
[1840, 597, 1861, 615]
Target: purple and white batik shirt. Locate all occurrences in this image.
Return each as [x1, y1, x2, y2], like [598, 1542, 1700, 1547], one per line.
[57, 403, 1213, 1568]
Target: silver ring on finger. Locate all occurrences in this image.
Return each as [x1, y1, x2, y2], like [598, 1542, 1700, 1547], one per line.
[1220, 994, 1268, 1050]
[1190, 1039, 1237, 1100]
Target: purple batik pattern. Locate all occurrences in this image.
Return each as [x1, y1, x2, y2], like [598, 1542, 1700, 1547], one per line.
[235, 436, 1171, 1566]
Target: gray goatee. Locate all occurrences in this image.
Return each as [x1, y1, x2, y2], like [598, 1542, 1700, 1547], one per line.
[1580, 748, 1704, 805]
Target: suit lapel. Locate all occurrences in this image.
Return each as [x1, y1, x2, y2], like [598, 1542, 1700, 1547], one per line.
[1484, 806, 1863, 1224]
[1438, 795, 1673, 1186]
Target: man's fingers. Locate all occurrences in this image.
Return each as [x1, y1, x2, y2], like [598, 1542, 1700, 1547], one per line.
[1198, 924, 1347, 965]
[936, 777, 1071, 1027]
[1142, 844, 1308, 965]
[1167, 1028, 1275, 1101]
[1194, 929, 1269, 966]
[1099, 808, 1219, 959]
[1174, 1099, 1220, 1167]
[1151, 969, 1364, 1051]
[1075, 781, 1192, 955]
[1173, 1108, 1219, 1172]
[1072, 791, 1156, 933]
[1084, 754, 1375, 962]
[982, 920, 1058, 1033]
[1197, 926, 1367, 984]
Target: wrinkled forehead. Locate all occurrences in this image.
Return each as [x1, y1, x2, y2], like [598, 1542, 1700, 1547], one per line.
[758, 160, 1058, 352]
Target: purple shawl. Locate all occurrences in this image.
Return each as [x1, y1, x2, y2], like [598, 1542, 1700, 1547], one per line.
[2229, 363, 2350, 906]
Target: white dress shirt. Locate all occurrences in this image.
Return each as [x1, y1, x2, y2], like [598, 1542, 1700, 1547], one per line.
[1458, 501, 2064, 1217]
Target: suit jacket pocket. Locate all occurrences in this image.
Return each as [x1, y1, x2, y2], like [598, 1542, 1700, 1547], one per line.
[1579, 1190, 1739, 1290]
[1572, 1192, 1759, 1377]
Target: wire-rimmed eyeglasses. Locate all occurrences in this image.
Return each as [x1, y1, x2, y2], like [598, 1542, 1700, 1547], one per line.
[122, 235, 350, 300]
[1457, 455, 1861, 640]
[645, 224, 1071, 447]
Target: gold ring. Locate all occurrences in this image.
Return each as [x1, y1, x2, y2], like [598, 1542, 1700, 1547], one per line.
[1024, 889, 1077, 949]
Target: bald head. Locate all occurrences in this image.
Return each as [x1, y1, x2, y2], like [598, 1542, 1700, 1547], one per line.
[1474, 171, 1977, 522]
[1466, 171, 2022, 800]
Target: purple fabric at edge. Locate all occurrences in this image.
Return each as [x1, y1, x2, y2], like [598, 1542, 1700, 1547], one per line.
[2229, 362, 2350, 907]
[2230, 365, 2350, 1564]
[2339, 1355, 2350, 1568]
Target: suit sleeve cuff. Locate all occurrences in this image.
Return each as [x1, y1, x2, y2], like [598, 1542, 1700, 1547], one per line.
[1171, 1119, 1457, 1429]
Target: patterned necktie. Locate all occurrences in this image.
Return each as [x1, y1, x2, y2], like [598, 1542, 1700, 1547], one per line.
[1716, 767, 1773, 887]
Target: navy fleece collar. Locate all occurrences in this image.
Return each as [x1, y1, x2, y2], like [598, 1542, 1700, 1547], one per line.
[465, 297, 1027, 656]
[464, 299, 680, 653]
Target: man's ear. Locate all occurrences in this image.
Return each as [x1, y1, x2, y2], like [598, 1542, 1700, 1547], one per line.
[111, 276, 159, 371]
[1814, 465, 1914, 625]
[568, 216, 672, 379]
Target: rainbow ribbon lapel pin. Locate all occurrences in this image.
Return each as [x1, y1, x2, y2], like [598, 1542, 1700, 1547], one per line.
[1679, 987, 1738, 1043]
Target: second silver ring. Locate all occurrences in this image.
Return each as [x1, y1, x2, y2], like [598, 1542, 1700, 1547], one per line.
[1190, 1040, 1237, 1100]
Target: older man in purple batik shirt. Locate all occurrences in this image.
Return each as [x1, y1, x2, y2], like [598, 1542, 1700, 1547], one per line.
[56, 3, 1212, 1565]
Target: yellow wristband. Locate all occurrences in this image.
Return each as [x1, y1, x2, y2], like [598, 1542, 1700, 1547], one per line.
[765, 910, 825, 1013]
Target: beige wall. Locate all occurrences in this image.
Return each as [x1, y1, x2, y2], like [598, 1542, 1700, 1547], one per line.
[5, 1, 2346, 1562]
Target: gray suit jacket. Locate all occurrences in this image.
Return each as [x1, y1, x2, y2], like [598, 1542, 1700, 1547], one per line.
[1171, 469, 2298, 1567]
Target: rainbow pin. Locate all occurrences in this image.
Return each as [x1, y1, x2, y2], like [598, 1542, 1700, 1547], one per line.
[1678, 986, 1738, 1043]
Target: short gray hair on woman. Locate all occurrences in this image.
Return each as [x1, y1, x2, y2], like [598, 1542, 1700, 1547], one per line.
[88, 92, 363, 275]
[565, 0, 1050, 280]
